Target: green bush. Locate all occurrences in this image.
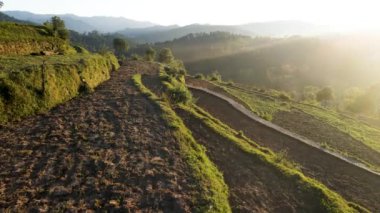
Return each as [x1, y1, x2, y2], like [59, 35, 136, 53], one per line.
[194, 73, 205, 79]
[145, 46, 156, 61]
[158, 48, 174, 64]
[73, 45, 89, 54]
[209, 70, 222, 82]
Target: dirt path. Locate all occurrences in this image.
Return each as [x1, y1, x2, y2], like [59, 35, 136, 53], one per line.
[189, 87, 380, 211]
[0, 62, 197, 212]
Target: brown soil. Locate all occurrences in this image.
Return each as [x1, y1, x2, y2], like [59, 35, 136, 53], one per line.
[190, 88, 380, 212]
[176, 108, 328, 213]
[273, 110, 380, 169]
[0, 61, 197, 212]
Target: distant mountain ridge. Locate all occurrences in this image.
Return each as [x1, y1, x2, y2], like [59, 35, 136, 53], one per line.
[0, 12, 32, 24]
[4, 11, 330, 43]
[3, 10, 156, 33]
[119, 21, 330, 43]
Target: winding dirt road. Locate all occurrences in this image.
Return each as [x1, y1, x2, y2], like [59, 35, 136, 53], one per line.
[188, 86, 380, 211]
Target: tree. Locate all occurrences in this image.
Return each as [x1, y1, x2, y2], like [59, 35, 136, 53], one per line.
[145, 47, 156, 61]
[0, 1, 4, 9]
[302, 86, 319, 102]
[158, 48, 174, 64]
[347, 94, 376, 115]
[113, 38, 129, 57]
[316, 87, 334, 103]
[43, 16, 69, 40]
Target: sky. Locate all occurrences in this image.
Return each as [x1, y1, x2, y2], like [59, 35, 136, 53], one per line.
[3, 0, 380, 30]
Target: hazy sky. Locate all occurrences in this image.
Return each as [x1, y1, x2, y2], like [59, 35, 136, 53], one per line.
[3, 0, 380, 30]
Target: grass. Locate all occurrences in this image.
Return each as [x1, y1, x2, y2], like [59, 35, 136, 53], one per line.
[0, 22, 72, 55]
[0, 53, 119, 123]
[297, 104, 380, 153]
[215, 82, 380, 172]
[223, 86, 291, 121]
[0, 22, 57, 42]
[134, 71, 368, 212]
[132, 74, 231, 213]
[179, 103, 368, 213]
[159, 66, 193, 104]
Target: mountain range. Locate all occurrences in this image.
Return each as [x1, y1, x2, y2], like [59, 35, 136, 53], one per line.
[3, 10, 156, 33]
[3, 10, 330, 43]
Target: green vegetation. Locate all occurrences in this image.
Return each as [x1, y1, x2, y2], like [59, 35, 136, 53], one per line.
[134, 68, 367, 212]
[70, 30, 133, 53]
[43, 16, 70, 40]
[159, 66, 192, 104]
[222, 85, 291, 121]
[158, 48, 175, 64]
[0, 53, 119, 123]
[113, 38, 129, 58]
[144, 46, 156, 61]
[316, 87, 334, 103]
[215, 81, 380, 171]
[0, 22, 70, 55]
[0, 17, 119, 123]
[130, 32, 276, 62]
[180, 103, 368, 213]
[132, 74, 231, 213]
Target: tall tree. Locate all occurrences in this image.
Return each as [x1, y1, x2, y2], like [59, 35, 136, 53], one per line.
[43, 16, 69, 40]
[316, 87, 334, 103]
[0, 1, 3, 9]
[113, 38, 129, 57]
[145, 47, 156, 61]
[158, 48, 174, 64]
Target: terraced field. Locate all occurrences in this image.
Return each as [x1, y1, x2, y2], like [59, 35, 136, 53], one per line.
[0, 62, 205, 211]
[186, 77, 380, 211]
[0, 60, 375, 212]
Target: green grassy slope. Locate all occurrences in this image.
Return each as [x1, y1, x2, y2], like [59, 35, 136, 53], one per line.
[132, 74, 231, 213]
[216, 82, 380, 172]
[0, 22, 70, 55]
[132, 66, 367, 212]
[0, 22, 119, 123]
[0, 53, 119, 123]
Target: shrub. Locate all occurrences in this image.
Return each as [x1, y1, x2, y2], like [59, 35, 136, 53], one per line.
[226, 80, 234, 86]
[316, 87, 334, 102]
[113, 38, 129, 58]
[145, 47, 156, 61]
[73, 45, 89, 54]
[167, 84, 193, 104]
[278, 92, 292, 101]
[158, 48, 174, 64]
[43, 16, 69, 40]
[194, 73, 205, 79]
[131, 54, 141, 61]
[209, 70, 222, 82]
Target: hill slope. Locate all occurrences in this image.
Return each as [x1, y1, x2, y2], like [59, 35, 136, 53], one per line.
[186, 77, 380, 211]
[0, 58, 371, 211]
[185, 36, 380, 91]
[0, 63, 228, 211]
